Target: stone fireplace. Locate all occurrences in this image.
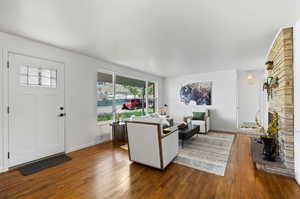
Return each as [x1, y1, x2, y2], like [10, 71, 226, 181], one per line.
[266, 27, 294, 171]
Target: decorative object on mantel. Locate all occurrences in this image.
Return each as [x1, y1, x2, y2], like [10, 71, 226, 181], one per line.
[263, 76, 276, 101]
[270, 77, 279, 88]
[265, 61, 274, 71]
[179, 81, 212, 105]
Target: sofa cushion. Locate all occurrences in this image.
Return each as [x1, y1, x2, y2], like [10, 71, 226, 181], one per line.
[192, 112, 205, 120]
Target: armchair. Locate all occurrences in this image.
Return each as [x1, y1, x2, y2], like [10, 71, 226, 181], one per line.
[125, 116, 178, 170]
[188, 109, 210, 134]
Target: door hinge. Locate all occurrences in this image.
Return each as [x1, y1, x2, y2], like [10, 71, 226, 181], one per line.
[7, 106, 10, 114]
[7, 61, 9, 69]
[8, 152, 10, 159]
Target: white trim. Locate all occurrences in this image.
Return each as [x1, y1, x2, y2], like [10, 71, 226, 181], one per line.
[145, 80, 149, 112]
[211, 128, 238, 133]
[3, 48, 9, 172]
[97, 68, 114, 75]
[235, 70, 239, 129]
[112, 72, 116, 120]
[66, 138, 110, 153]
[66, 142, 97, 153]
[0, 47, 4, 173]
[96, 121, 112, 126]
[114, 70, 158, 85]
[154, 81, 159, 113]
[294, 21, 300, 185]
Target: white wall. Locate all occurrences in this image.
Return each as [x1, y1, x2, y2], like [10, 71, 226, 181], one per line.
[294, 19, 300, 185]
[0, 47, 3, 172]
[165, 70, 237, 132]
[0, 32, 164, 172]
[237, 70, 265, 126]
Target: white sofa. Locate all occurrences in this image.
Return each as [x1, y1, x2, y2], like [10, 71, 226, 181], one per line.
[190, 108, 211, 133]
[125, 116, 178, 170]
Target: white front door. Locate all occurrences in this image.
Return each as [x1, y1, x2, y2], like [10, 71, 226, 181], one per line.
[8, 53, 65, 167]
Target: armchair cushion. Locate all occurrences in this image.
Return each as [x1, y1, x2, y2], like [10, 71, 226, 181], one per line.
[192, 112, 206, 120]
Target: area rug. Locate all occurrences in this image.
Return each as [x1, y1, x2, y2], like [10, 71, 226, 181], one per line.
[174, 133, 235, 176]
[19, 154, 72, 176]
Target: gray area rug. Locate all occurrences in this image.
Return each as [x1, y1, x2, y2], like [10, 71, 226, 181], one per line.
[174, 133, 235, 176]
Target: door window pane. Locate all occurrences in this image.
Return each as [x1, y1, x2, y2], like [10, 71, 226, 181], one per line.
[51, 79, 57, 88]
[41, 77, 51, 87]
[28, 76, 39, 85]
[97, 72, 113, 122]
[28, 67, 39, 76]
[20, 66, 57, 88]
[41, 69, 51, 78]
[20, 66, 28, 75]
[20, 75, 28, 86]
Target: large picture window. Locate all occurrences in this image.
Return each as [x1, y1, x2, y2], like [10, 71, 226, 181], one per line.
[97, 72, 157, 122]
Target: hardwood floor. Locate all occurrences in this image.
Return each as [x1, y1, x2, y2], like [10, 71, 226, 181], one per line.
[0, 133, 300, 199]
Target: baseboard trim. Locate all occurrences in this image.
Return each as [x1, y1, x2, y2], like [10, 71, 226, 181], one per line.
[209, 129, 237, 134]
[66, 142, 95, 153]
[0, 167, 8, 174]
[66, 137, 112, 153]
[296, 176, 300, 186]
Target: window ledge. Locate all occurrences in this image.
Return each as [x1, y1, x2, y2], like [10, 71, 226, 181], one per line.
[97, 121, 112, 126]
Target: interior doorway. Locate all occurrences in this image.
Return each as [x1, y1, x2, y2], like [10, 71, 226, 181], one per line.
[237, 69, 266, 129]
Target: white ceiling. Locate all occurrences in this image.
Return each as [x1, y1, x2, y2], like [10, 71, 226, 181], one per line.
[0, 0, 299, 77]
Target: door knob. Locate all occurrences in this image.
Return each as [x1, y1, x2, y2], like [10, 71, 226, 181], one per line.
[60, 107, 64, 110]
[59, 113, 65, 117]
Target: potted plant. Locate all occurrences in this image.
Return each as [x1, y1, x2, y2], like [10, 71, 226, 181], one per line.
[265, 61, 274, 70]
[261, 135, 276, 161]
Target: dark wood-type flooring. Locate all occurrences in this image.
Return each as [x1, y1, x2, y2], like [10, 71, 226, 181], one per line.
[0, 133, 300, 199]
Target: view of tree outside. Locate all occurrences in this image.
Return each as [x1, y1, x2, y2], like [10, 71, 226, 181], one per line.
[97, 73, 155, 122]
[96, 72, 113, 121]
[115, 79, 146, 120]
[148, 82, 155, 113]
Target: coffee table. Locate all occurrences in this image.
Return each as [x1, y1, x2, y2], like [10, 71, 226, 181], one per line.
[178, 125, 200, 148]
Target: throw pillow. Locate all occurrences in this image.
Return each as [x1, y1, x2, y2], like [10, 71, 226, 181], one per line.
[192, 112, 205, 120]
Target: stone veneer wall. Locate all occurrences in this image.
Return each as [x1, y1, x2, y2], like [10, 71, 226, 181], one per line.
[267, 27, 294, 170]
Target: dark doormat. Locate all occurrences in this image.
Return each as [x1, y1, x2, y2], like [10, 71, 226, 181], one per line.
[19, 154, 72, 176]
